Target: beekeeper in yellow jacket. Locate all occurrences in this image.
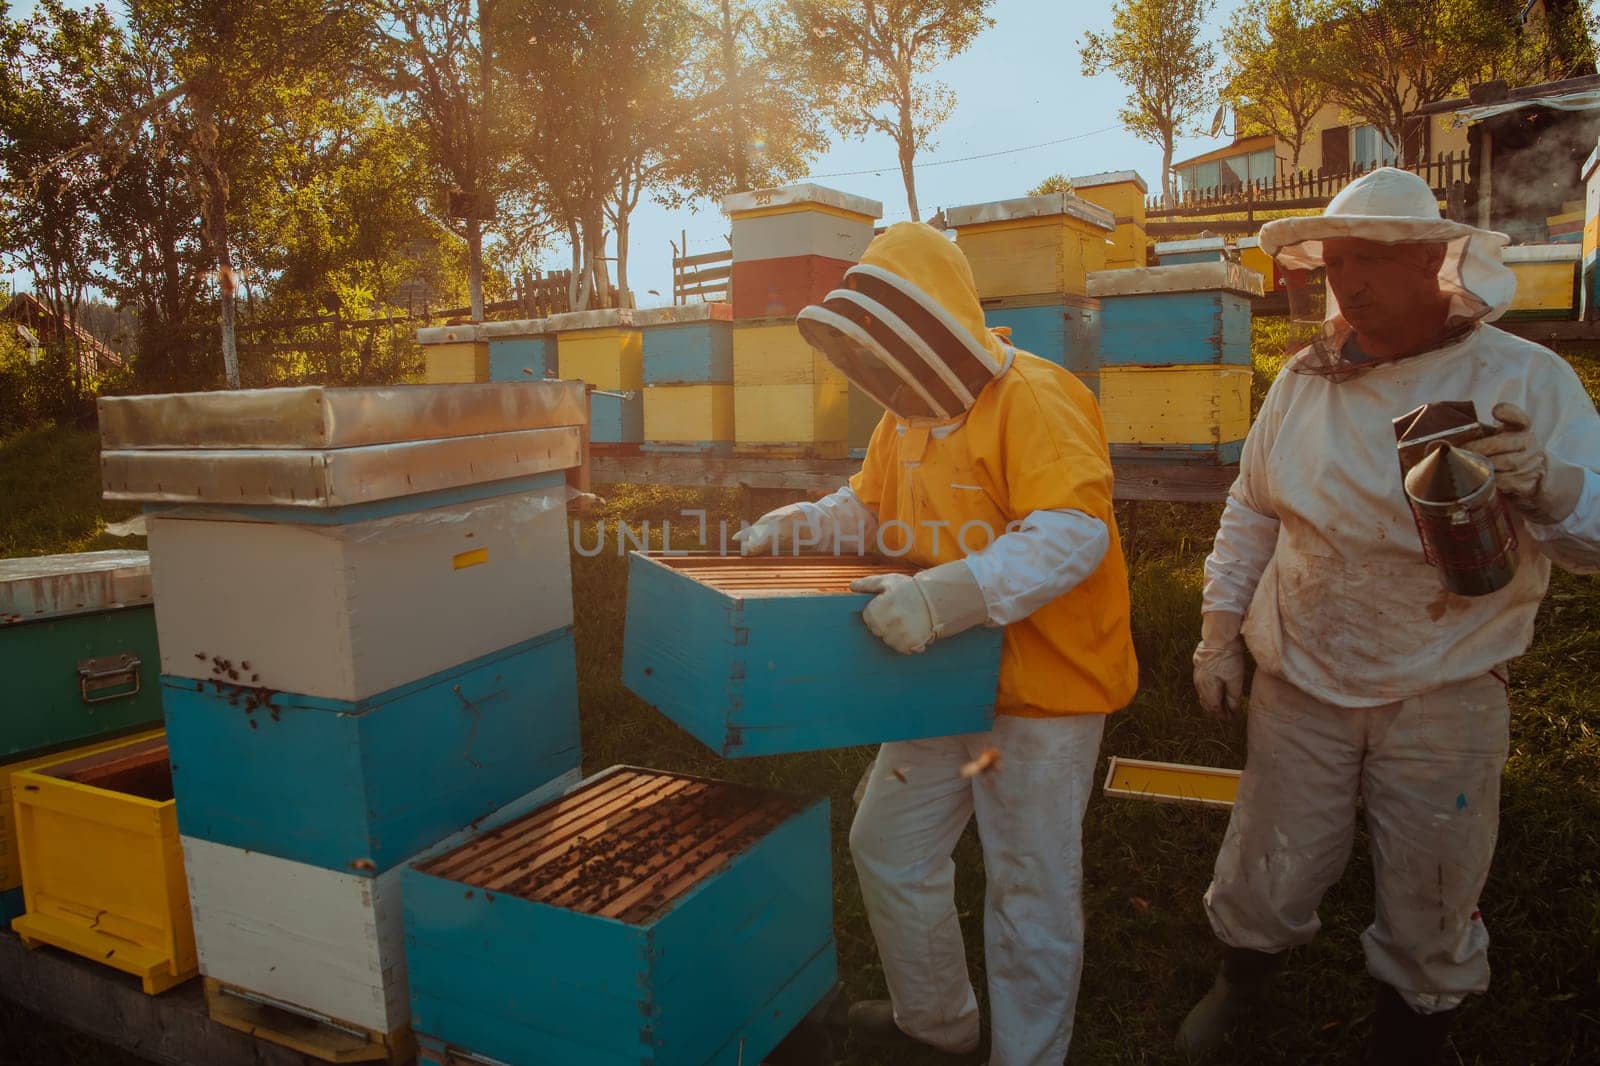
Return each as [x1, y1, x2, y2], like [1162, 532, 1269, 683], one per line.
[739, 222, 1138, 1065]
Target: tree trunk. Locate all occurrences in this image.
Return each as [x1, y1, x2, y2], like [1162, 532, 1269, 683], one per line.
[568, 222, 583, 309]
[721, 0, 747, 190]
[615, 207, 630, 300]
[218, 243, 239, 388]
[899, 143, 920, 222]
[1161, 132, 1176, 207]
[467, 214, 485, 321]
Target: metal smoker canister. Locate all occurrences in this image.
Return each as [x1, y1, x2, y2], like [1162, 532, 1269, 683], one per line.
[1403, 443, 1519, 597]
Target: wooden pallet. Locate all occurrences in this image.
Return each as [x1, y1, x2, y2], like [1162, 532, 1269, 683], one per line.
[416, 768, 804, 925]
[204, 977, 415, 1064]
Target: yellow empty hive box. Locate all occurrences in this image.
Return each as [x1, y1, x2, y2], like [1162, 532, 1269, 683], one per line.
[0, 728, 165, 899]
[558, 328, 643, 391]
[11, 733, 196, 994]
[948, 193, 1115, 299]
[644, 384, 735, 444]
[422, 342, 489, 384]
[1099, 365, 1252, 449]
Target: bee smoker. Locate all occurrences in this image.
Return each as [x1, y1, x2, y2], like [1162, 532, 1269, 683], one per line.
[1393, 402, 1518, 597]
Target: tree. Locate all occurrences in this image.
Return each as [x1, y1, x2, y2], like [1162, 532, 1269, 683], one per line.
[372, 0, 504, 323]
[0, 1, 117, 403]
[682, 0, 829, 195]
[1028, 174, 1075, 195]
[1317, 0, 1516, 154]
[1081, 0, 1216, 206]
[792, 0, 995, 221]
[1221, 0, 1330, 169]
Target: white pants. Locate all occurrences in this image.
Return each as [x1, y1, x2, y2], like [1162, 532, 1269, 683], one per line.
[849, 713, 1105, 1065]
[1205, 670, 1510, 1012]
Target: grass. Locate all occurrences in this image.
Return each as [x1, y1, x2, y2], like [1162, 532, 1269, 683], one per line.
[1, 332, 1597, 1065]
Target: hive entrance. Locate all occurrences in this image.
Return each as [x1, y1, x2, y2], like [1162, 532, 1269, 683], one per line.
[417, 769, 804, 924]
[654, 553, 916, 595]
[41, 736, 174, 802]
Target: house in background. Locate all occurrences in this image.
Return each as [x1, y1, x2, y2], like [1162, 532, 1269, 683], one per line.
[1, 293, 125, 379]
[1172, 101, 1470, 198]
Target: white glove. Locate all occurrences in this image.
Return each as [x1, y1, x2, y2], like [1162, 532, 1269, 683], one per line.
[850, 560, 990, 655]
[734, 503, 814, 556]
[1193, 611, 1246, 718]
[1463, 402, 1585, 524]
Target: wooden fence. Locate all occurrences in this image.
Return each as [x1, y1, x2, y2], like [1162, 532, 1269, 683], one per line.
[1147, 152, 1469, 221]
[234, 270, 576, 386]
[672, 245, 732, 305]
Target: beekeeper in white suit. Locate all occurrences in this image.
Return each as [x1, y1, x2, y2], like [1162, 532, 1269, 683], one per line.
[1179, 167, 1600, 1062]
[740, 222, 1138, 1065]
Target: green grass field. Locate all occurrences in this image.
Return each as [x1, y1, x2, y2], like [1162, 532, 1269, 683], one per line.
[1, 328, 1596, 1064]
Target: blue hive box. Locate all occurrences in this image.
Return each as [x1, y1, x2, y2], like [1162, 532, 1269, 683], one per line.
[164, 627, 582, 875]
[590, 389, 645, 444]
[983, 294, 1101, 393]
[621, 553, 1001, 757]
[404, 766, 837, 1066]
[636, 305, 735, 385]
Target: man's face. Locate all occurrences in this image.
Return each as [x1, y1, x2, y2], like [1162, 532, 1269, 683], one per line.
[1322, 237, 1448, 341]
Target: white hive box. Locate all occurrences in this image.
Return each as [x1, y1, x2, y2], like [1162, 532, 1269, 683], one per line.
[99, 382, 587, 702]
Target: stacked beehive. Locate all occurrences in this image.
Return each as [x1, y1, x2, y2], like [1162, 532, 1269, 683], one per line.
[947, 192, 1116, 394]
[0, 552, 164, 924]
[550, 308, 645, 448]
[1070, 170, 1149, 270]
[1087, 260, 1264, 465]
[1546, 198, 1584, 245]
[1503, 244, 1581, 320]
[725, 184, 882, 458]
[96, 382, 589, 1061]
[635, 303, 735, 454]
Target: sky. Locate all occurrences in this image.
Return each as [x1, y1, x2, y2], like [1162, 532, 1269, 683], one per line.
[5, 0, 1245, 311]
[612, 0, 1241, 308]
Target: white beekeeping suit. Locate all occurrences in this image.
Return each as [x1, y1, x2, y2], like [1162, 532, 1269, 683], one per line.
[1179, 167, 1600, 1063]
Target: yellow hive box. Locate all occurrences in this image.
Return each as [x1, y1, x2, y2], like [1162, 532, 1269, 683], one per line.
[1503, 247, 1579, 319]
[1072, 171, 1149, 270]
[731, 319, 838, 386]
[11, 734, 196, 994]
[734, 381, 849, 456]
[422, 342, 489, 384]
[558, 328, 643, 391]
[644, 384, 735, 443]
[949, 193, 1115, 299]
[0, 728, 164, 894]
[1098, 365, 1252, 446]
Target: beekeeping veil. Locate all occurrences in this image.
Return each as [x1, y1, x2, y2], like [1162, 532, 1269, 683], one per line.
[796, 222, 1010, 422]
[1259, 167, 1515, 377]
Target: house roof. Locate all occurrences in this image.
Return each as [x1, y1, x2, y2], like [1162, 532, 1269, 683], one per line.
[2, 293, 124, 369]
[1413, 73, 1600, 118]
[1171, 135, 1277, 172]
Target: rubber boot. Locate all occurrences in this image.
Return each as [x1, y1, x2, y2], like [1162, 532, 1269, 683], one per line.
[1365, 982, 1458, 1066]
[847, 1001, 979, 1060]
[1175, 947, 1285, 1057]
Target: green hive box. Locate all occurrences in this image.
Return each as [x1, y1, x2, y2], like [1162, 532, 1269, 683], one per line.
[0, 551, 164, 761]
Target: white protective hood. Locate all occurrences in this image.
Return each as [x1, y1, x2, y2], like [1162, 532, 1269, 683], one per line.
[1259, 167, 1516, 333]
